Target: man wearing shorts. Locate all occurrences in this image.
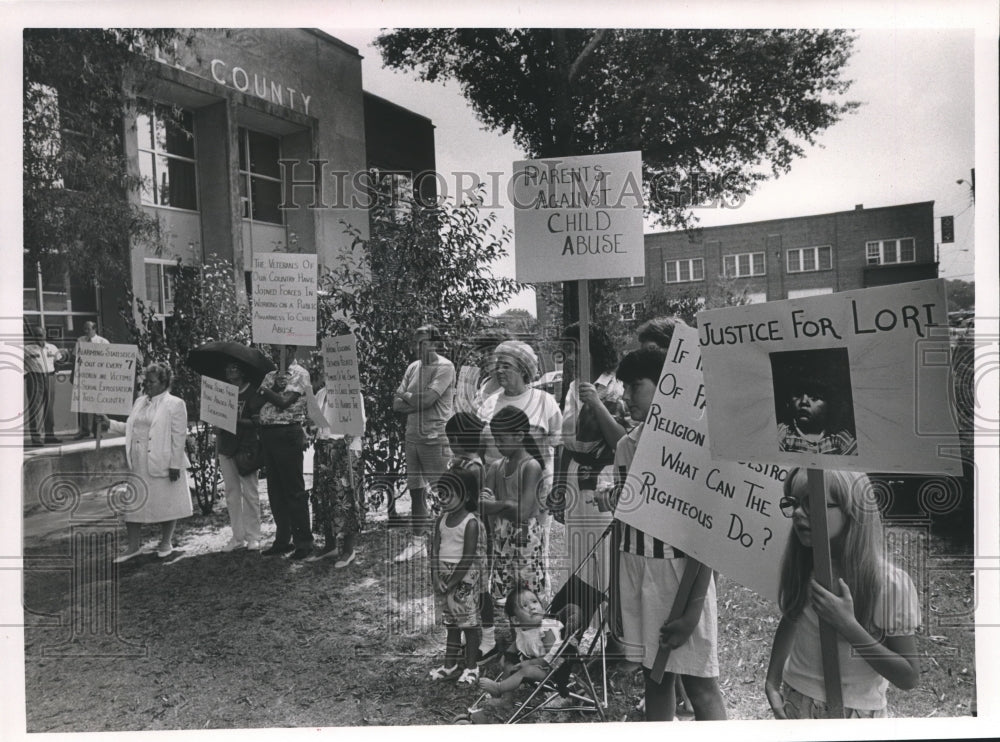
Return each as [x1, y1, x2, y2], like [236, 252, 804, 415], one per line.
[392, 325, 455, 562]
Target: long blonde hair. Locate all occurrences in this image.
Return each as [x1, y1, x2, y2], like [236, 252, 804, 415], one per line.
[778, 468, 886, 631]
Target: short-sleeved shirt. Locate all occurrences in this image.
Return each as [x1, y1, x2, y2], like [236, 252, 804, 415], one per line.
[258, 361, 311, 425]
[24, 342, 61, 374]
[783, 566, 921, 710]
[514, 618, 563, 661]
[398, 356, 455, 442]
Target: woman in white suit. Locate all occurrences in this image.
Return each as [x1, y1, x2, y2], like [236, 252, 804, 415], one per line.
[109, 362, 193, 562]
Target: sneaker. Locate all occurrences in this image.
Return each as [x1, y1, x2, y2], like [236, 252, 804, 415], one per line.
[333, 550, 357, 569]
[394, 539, 427, 563]
[246, 539, 262, 551]
[156, 545, 173, 558]
[428, 664, 460, 681]
[44, 436, 62, 444]
[288, 546, 313, 561]
[261, 543, 294, 557]
[221, 539, 245, 552]
[457, 667, 479, 685]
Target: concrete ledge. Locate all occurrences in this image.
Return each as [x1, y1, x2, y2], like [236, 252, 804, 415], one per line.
[22, 437, 130, 515]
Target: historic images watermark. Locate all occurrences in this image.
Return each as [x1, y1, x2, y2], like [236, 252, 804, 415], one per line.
[274, 161, 748, 212]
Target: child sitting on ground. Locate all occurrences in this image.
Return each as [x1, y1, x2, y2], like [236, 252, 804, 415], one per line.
[478, 585, 581, 701]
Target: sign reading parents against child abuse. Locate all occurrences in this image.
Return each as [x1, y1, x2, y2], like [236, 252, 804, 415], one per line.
[321, 334, 365, 436]
[70, 343, 140, 416]
[512, 151, 644, 282]
[199, 377, 238, 434]
[615, 323, 788, 603]
[697, 279, 959, 475]
[251, 252, 317, 346]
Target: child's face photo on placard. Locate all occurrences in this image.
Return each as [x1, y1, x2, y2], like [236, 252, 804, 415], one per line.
[770, 348, 858, 457]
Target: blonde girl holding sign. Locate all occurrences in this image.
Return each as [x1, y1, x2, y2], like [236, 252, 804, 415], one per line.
[766, 468, 921, 718]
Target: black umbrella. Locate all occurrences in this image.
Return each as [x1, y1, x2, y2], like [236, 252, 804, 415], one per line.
[187, 341, 275, 386]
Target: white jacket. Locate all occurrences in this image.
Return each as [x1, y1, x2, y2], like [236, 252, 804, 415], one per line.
[118, 392, 190, 477]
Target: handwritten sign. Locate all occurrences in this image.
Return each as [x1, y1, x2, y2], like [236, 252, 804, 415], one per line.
[512, 151, 644, 282]
[70, 343, 139, 416]
[199, 377, 238, 434]
[615, 324, 788, 602]
[321, 334, 364, 436]
[698, 279, 959, 475]
[251, 252, 317, 346]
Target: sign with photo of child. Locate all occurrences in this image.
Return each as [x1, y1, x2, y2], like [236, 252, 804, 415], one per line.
[697, 279, 959, 475]
[614, 322, 789, 603]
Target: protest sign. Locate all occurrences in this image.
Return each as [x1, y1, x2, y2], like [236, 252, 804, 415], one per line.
[697, 279, 959, 475]
[321, 334, 365, 436]
[251, 252, 318, 346]
[614, 324, 788, 603]
[512, 151, 644, 282]
[70, 343, 139, 416]
[199, 377, 238, 434]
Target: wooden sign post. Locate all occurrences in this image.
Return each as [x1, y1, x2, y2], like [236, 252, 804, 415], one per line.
[807, 468, 845, 718]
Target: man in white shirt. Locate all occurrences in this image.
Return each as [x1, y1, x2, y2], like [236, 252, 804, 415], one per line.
[24, 325, 63, 446]
[74, 321, 109, 439]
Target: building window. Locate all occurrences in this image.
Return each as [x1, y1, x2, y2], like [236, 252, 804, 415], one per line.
[22, 261, 99, 337]
[136, 103, 197, 211]
[239, 128, 283, 225]
[626, 275, 645, 287]
[866, 238, 916, 265]
[144, 260, 176, 318]
[664, 258, 705, 284]
[723, 251, 765, 278]
[786, 245, 832, 273]
[614, 301, 645, 322]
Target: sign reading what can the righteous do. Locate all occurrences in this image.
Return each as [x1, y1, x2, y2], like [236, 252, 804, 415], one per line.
[512, 151, 644, 282]
[70, 343, 140, 416]
[697, 279, 959, 475]
[199, 377, 238, 435]
[251, 252, 318, 346]
[614, 323, 788, 603]
[320, 334, 365, 436]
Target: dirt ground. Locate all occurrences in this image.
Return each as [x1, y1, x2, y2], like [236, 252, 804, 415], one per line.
[22, 491, 976, 731]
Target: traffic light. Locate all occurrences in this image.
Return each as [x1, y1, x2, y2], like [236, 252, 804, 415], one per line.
[940, 215, 954, 243]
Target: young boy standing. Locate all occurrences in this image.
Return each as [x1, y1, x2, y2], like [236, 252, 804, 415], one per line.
[612, 347, 727, 721]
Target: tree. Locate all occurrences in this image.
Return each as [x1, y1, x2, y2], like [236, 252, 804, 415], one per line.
[23, 29, 187, 284]
[376, 29, 858, 331]
[945, 279, 975, 312]
[637, 272, 751, 328]
[320, 189, 518, 505]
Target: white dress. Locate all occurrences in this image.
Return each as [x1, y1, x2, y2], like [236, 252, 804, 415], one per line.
[126, 396, 193, 524]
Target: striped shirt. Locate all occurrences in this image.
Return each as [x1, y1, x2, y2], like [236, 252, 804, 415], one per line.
[777, 423, 858, 456]
[612, 423, 684, 560]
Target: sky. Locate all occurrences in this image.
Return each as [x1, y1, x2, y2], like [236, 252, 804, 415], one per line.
[332, 26, 978, 315]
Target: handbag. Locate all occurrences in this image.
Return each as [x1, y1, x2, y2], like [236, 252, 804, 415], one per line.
[234, 438, 261, 476]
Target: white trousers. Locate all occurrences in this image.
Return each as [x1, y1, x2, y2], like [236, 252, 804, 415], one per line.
[218, 454, 261, 542]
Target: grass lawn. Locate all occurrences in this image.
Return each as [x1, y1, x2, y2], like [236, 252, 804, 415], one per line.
[22, 492, 975, 730]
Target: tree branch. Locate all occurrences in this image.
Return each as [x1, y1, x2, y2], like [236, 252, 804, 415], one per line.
[568, 29, 607, 84]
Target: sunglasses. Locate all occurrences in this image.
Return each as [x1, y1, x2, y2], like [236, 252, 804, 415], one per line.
[779, 495, 840, 519]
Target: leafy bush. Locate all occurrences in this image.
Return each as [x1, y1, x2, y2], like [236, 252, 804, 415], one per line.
[319, 189, 518, 508]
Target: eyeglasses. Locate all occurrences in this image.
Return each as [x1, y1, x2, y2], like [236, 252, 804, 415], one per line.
[779, 495, 840, 519]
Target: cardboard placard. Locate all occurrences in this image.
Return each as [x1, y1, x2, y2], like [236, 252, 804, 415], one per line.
[69, 343, 140, 416]
[199, 377, 238, 434]
[512, 151, 645, 282]
[614, 324, 788, 603]
[251, 252, 318, 346]
[697, 279, 960, 475]
[320, 334, 365, 436]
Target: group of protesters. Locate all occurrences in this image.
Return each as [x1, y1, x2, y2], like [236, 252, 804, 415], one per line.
[103, 314, 921, 722]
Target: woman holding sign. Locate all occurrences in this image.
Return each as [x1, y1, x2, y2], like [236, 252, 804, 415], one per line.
[765, 468, 920, 718]
[107, 362, 192, 562]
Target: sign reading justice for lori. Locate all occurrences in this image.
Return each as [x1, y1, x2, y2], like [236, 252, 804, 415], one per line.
[513, 151, 644, 282]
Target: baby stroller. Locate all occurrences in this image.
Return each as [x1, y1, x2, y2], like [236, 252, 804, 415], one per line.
[457, 522, 616, 724]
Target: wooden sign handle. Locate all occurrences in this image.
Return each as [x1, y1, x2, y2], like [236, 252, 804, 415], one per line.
[807, 467, 845, 718]
[650, 559, 704, 684]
